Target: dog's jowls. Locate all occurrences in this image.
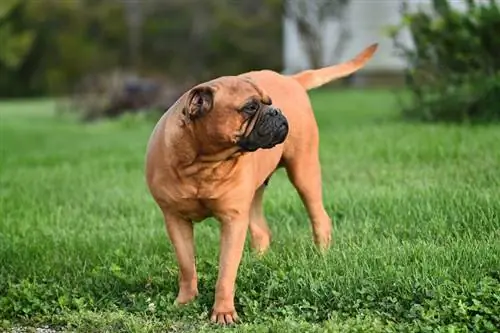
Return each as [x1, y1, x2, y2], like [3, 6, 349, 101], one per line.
[145, 43, 378, 325]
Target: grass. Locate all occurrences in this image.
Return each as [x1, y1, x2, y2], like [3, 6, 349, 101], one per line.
[1, 90, 499, 332]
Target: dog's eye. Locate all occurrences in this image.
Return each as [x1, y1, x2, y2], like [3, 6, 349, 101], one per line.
[243, 102, 259, 114]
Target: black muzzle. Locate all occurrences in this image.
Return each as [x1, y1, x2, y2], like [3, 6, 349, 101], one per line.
[237, 106, 289, 152]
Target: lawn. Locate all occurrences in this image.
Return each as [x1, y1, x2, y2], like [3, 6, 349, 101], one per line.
[1, 90, 499, 332]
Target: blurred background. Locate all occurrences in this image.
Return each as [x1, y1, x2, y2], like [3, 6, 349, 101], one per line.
[1, 2, 500, 329]
[0, 0, 499, 122]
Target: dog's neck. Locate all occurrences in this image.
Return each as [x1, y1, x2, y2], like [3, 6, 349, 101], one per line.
[167, 112, 244, 178]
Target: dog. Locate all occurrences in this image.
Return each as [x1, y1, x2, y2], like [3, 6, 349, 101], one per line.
[145, 43, 378, 324]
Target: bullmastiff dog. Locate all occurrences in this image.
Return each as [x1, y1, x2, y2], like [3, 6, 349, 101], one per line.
[145, 43, 378, 324]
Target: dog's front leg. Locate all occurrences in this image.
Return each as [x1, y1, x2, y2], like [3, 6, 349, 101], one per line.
[211, 217, 249, 325]
[161, 210, 198, 305]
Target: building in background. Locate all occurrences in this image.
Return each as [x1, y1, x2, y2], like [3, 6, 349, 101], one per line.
[283, 0, 496, 86]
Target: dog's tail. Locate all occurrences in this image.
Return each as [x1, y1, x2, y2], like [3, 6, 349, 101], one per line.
[290, 43, 379, 91]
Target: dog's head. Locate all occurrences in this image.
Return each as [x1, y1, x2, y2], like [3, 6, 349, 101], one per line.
[182, 76, 288, 154]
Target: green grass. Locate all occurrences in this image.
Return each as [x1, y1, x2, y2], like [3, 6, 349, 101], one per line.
[1, 90, 499, 332]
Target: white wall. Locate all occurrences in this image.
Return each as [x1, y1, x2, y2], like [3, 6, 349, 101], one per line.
[283, 0, 497, 73]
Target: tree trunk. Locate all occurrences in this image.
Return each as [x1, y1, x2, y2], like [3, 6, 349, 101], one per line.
[296, 19, 323, 69]
[123, 0, 143, 71]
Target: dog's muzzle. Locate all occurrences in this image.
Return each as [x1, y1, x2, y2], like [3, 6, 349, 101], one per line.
[237, 106, 289, 152]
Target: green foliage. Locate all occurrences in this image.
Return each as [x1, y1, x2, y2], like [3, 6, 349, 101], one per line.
[0, 0, 129, 97]
[389, 0, 500, 123]
[1, 92, 500, 331]
[140, 0, 283, 82]
[0, 0, 283, 98]
[0, 0, 34, 70]
[0, 26, 34, 69]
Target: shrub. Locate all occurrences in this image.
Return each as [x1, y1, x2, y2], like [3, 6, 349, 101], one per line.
[389, 0, 500, 123]
[56, 70, 191, 122]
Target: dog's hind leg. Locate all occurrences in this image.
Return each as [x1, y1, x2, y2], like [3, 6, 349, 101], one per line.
[249, 184, 272, 255]
[161, 210, 198, 304]
[283, 155, 332, 251]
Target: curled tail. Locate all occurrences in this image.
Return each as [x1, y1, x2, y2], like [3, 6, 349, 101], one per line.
[290, 43, 379, 91]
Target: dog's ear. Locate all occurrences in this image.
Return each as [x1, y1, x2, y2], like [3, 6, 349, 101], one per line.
[183, 85, 214, 121]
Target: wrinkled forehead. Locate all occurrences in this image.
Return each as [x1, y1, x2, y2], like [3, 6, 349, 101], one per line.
[208, 76, 270, 107]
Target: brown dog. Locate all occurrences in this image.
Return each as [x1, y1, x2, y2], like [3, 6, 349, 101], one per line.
[145, 43, 378, 324]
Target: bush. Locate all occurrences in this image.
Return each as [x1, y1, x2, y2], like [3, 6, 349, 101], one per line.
[390, 0, 500, 123]
[56, 70, 191, 122]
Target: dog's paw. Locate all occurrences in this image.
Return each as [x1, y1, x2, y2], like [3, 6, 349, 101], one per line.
[210, 308, 239, 325]
[174, 288, 198, 305]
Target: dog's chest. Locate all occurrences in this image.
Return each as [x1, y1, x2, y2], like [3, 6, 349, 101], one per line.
[174, 199, 212, 222]
[158, 176, 232, 222]
[151, 157, 247, 221]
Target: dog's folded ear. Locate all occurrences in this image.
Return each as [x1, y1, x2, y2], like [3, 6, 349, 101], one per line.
[183, 85, 214, 121]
